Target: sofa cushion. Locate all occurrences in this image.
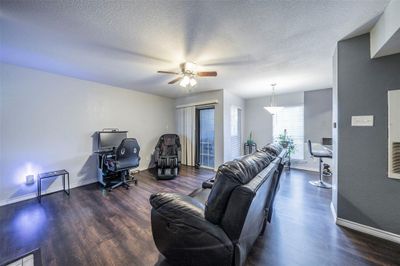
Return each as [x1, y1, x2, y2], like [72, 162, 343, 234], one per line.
[258, 143, 283, 156]
[204, 151, 275, 224]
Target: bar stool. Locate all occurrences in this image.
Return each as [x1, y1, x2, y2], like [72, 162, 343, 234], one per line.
[307, 140, 332, 188]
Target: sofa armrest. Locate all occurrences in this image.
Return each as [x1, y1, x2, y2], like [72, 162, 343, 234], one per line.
[150, 192, 205, 220]
[150, 192, 234, 266]
[150, 192, 228, 236]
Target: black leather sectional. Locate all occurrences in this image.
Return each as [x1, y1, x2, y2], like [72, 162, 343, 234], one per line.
[149, 143, 287, 266]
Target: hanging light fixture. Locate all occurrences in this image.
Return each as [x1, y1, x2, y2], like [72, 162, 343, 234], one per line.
[264, 83, 283, 115]
[179, 75, 191, 87]
[189, 77, 197, 87]
[180, 74, 197, 88]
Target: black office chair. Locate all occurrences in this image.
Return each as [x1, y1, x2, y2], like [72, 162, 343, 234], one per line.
[154, 134, 181, 180]
[105, 138, 140, 190]
[307, 140, 332, 188]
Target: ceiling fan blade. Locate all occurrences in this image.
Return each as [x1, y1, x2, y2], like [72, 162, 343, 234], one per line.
[158, 71, 180, 75]
[197, 71, 217, 77]
[168, 77, 182, 84]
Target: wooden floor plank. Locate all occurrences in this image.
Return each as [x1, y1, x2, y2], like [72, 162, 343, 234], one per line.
[0, 166, 399, 265]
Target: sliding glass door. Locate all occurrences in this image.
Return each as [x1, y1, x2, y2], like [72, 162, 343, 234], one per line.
[197, 107, 215, 168]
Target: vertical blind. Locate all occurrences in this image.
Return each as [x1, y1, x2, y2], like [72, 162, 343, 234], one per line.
[231, 107, 242, 159]
[273, 105, 304, 160]
[176, 106, 196, 166]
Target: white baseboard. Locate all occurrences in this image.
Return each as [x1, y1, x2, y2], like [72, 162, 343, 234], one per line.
[292, 165, 319, 172]
[336, 218, 400, 244]
[0, 193, 37, 207]
[0, 178, 97, 207]
[330, 202, 399, 244]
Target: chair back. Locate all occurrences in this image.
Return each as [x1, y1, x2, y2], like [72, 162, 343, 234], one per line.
[116, 138, 140, 168]
[157, 134, 181, 157]
[307, 140, 314, 156]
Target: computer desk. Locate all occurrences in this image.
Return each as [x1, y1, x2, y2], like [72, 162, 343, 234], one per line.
[94, 149, 116, 187]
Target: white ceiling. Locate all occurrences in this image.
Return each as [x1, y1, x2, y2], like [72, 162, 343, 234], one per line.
[0, 0, 389, 99]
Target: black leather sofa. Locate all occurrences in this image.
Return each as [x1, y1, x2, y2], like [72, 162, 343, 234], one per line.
[150, 143, 286, 266]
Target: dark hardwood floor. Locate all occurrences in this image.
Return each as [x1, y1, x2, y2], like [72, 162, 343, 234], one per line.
[1, 166, 399, 265]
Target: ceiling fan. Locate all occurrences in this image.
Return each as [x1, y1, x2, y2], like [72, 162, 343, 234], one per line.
[157, 62, 217, 87]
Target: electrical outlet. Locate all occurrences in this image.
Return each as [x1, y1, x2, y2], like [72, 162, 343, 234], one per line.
[26, 175, 35, 185]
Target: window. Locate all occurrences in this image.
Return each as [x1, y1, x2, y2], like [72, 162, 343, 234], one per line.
[231, 107, 242, 159]
[273, 105, 304, 160]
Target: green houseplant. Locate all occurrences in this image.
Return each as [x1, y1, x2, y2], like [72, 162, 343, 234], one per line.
[278, 129, 295, 156]
[247, 131, 254, 145]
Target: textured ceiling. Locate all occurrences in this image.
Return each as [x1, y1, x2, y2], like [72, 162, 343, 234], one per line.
[0, 0, 389, 98]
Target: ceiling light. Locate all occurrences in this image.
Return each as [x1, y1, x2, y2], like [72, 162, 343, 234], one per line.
[264, 83, 283, 115]
[180, 75, 190, 87]
[185, 62, 196, 73]
[189, 78, 197, 87]
[264, 106, 284, 115]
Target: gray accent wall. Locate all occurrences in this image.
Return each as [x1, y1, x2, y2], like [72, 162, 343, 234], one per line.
[304, 88, 332, 143]
[336, 34, 400, 234]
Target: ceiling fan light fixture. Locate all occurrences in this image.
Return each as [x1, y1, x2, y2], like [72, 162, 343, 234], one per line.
[189, 78, 197, 87]
[184, 62, 196, 73]
[158, 61, 216, 87]
[180, 75, 191, 87]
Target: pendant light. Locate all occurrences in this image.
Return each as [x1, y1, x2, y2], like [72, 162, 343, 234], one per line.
[264, 83, 283, 115]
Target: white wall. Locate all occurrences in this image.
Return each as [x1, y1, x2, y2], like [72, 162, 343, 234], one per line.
[175, 90, 246, 167]
[244, 91, 304, 148]
[175, 90, 224, 168]
[0, 63, 176, 205]
[370, 0, 400, 58]
[300, 88, 333, 171]
[223, 90, 245, 161]
[244, 97, 273, 148]
[245, 90, 335, 172]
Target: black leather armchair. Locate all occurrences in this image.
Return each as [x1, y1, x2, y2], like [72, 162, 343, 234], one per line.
[150, 144, 286, 266]
[150, 193, 234, 266]
[154, 134, 181, 179]
[105, 138, 140, 190]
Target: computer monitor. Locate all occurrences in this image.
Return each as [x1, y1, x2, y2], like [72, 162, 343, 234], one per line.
[98, 131, 128, 151]
[322, 137, 332, 146]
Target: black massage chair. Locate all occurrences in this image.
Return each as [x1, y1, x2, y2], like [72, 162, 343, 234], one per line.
[154, 134, 181, 180]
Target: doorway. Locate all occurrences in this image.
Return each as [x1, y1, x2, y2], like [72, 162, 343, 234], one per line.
[196, 107, 215, 169]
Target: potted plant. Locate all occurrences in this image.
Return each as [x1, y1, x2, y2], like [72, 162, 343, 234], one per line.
[247, 131, 254, 145]
[277, 129, 295, 168]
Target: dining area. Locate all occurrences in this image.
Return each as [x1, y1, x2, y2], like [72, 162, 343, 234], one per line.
[307, 138, 333, 189]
